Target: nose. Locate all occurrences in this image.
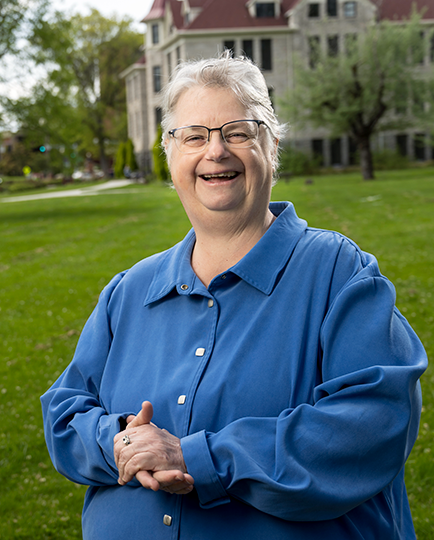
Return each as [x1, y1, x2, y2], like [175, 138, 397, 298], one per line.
[204, 130, 231, 161]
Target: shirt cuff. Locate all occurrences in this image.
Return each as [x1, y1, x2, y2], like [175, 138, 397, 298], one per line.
[181, 430, 230, 508]
[97, 413, 133, 471]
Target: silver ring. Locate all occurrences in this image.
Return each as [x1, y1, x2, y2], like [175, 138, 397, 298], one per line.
[122, 434, 131, 446]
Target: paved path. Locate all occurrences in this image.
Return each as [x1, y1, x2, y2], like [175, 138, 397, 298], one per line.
[1, 180, 135, 203]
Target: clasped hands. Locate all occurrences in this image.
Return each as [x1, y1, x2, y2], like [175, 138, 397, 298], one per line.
[113, 401, 194, 495]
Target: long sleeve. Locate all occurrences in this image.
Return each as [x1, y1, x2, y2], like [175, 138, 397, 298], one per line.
[40, 202, 427, 540]
[41, 272, 132, 486]
[181, 260, 426, 521]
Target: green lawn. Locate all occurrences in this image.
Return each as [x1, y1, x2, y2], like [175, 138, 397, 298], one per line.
[0, 169, 432, 538]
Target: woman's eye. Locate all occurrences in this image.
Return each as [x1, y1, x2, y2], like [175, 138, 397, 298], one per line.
[184, 134, 207, 145]
[226, 132, 249, 142]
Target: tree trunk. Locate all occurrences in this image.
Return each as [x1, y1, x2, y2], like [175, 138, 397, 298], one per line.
[358, 137, 375, 180]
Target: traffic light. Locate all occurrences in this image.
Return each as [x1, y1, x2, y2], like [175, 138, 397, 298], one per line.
[32, 145, 47, 153]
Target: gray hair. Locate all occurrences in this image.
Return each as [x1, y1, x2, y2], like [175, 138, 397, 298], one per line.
[161, 52, 286, 174]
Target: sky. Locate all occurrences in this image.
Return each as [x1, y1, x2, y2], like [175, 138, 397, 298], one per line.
[0, 0, 154, 126]
[52, 0, 154, 27]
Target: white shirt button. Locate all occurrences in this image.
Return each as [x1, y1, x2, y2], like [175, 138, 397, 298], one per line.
[195, 347, 205, 357]
[178, 395, 186, 405]
[208, 299, 214, 308]
[163, 515, 172, 526]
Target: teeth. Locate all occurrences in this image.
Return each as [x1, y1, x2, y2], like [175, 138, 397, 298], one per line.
[202, 172, 237, 179]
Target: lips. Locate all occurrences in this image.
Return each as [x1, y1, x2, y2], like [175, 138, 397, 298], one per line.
[200, 171, 240, 181]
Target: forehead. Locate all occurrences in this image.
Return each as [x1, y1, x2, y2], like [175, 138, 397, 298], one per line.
[173, 86, 248, 128]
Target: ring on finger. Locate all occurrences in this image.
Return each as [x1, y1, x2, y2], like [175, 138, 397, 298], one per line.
[122, 434, 131, 446]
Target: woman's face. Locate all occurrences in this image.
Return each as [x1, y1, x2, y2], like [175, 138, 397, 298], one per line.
[167, 86, 275, 228]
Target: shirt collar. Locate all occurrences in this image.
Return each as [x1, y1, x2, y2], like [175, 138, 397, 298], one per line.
[144, 202, 307, 305]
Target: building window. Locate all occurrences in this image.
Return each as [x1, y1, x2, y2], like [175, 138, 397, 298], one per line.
[308, 35, 320, 68]
[344, 33, 357, 55]
[327, 0, 338, 17]
[396, 134, 408, 156]
[330, 138, 342, 165]
[135, 74, 140, 101]
[242, 39, 254, 62]
[135, 112, 141, 139]
[328, 35, 339, 57]
[167, 51, 172, 77]
[414, 133, 426, 160]
[223, 40, 236, 56]
[414, 31, 425, 65]
[152, 24, 159, 44]
[176, 46, 181, 64]
[308, 3, 320, 18]
[261, 39, 272, 70]
[343, 2, 357, 18]
[256, 3, 275, 18]
[155, 107, 162, 127]
[153, 66, 162, 93]
[312, 139, 324, 165]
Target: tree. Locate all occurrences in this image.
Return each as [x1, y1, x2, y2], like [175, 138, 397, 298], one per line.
[1, 82, 84, 175]
[0, 0, 47, 61]
[152, 125, 169, 182]
[28, 9, 143, 177]
[281, 10, 430, 180]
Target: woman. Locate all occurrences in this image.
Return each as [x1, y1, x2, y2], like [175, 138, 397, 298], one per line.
[41, 55, 427, 539]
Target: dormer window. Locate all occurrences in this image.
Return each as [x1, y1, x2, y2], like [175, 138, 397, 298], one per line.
[152, 24, 159, 45]
[256, 3, 275, 18]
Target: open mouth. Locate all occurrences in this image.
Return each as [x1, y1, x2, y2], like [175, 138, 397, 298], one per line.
[200, 171, 240, 181]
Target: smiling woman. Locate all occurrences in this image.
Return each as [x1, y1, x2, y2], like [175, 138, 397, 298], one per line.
[41, 54, 427, 540]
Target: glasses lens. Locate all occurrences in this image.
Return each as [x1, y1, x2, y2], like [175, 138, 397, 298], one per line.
[222, 121, 258, 147]
[173, 126, 208, 153]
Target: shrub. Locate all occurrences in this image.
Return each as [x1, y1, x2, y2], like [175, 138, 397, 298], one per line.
[279, 146, 320, 177]
[152, 125, 169, 182]
[114, 142, 126, 178]
[372, 149, 409, 170]
[125, 139, 138, 171]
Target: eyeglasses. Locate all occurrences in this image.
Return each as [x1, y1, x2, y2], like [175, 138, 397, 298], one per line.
[168, 119, 267, 154]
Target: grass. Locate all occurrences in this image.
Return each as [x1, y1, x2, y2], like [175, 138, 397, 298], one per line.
[0, 169, 433, 538]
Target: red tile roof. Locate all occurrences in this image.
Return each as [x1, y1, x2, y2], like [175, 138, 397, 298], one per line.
[143, 0, 434, 27]
[376, 0, 434, 21]
[142, 0, 166, 22]
[187, 0, 300, 29]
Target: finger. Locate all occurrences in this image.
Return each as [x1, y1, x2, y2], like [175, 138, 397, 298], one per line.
[153, 471, 194, 495]
[153, 469, 185, 485]
[127, 401, 153, 429]
[135, 470, 160, 491]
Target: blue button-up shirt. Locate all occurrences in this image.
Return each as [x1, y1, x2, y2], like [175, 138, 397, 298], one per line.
[41, 202, 427, 539]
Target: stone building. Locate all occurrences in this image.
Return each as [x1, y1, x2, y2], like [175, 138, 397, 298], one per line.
[121, 0, 434, 172]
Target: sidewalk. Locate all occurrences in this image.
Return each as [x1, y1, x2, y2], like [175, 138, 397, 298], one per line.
[1, 179, 135, 203]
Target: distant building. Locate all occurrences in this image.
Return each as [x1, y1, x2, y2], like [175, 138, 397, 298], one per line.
[121, 0, 434, 172]
[0, 132, 23, 161]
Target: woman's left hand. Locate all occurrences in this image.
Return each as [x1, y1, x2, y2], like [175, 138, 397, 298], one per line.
[114, 401, 194, 494]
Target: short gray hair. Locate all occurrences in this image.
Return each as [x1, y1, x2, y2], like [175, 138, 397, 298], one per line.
[161, 52, 286, 173]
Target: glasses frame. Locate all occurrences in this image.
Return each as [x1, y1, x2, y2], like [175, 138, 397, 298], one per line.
[168, 119, 267, 154]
